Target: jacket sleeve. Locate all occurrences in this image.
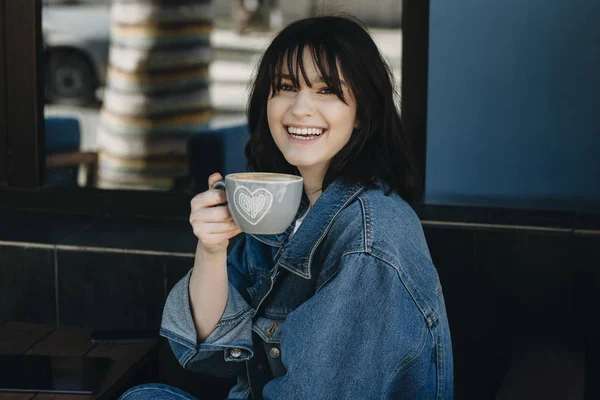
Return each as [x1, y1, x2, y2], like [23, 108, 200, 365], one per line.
[159, 235, 256, 376]
[262, 252, 436, 399]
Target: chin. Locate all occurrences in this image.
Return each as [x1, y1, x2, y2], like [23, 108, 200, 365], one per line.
[283, 156, 318, 169]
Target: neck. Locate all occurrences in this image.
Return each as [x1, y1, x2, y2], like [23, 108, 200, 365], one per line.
[298, 165, 326, 206]
[305, 186, 322, 206]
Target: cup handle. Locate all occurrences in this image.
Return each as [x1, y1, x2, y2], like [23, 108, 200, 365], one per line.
[212, 180, 226, 191]
[211, 180, 227, 205]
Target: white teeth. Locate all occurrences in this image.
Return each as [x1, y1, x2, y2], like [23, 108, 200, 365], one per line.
[293, 135, 312, 140]
[286, 126, 324, 137]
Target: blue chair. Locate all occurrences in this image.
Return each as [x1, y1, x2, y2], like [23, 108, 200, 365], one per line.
[45, 116, 97, 187]
[187, 124, 250, 192]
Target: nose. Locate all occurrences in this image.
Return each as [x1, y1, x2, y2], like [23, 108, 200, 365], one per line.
[290, 90, 314, 117]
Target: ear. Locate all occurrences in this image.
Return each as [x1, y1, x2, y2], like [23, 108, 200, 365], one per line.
[354, 120, 360, 129]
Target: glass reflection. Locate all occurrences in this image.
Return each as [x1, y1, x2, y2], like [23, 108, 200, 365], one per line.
[42, 0, 402, 191]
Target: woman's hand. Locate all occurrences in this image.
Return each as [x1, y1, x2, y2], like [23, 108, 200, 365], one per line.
[189, 173, 241, 254]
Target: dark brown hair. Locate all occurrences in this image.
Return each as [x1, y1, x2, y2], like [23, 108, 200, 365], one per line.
[245, 15, 421, 205]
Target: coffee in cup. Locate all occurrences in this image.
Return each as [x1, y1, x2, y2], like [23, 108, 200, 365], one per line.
[212, 172, 304, 234]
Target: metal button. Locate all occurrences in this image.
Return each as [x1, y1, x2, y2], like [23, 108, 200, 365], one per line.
[230, 348, 242, 358]
[269, 347, 280, 359]
[257, 363, 266, 371]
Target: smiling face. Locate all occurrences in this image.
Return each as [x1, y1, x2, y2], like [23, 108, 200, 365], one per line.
[266, 47, 358, 185]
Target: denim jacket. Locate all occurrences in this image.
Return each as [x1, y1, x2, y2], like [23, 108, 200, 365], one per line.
[161, 179, 454, 399]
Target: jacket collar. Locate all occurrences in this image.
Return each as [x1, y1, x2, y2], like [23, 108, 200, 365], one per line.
[248, 195, 310, 248]
[252, 179, 364, 279]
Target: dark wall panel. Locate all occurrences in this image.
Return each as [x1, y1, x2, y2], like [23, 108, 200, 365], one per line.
[3, 0, 43, 187]
[0, 0, 7, 185]
[0, 245, 56, 324]
[57, 250, 165, 330]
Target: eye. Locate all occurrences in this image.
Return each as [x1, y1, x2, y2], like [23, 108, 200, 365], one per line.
[318, 87, 336, 95]
[278, 83, 295, 92]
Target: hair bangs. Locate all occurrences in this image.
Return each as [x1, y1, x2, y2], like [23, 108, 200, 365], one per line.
[268, 39, 349, 103]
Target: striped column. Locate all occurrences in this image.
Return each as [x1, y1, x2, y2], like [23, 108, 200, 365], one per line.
[97, 0, 213, 190]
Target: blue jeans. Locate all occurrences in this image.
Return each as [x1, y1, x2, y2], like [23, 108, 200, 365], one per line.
[119, 384, 199, 400]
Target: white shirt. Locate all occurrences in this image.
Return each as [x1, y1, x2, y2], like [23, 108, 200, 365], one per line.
[290, 207, 310, 237]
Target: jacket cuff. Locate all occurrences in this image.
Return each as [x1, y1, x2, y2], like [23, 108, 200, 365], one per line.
[160, 269, 254, 366]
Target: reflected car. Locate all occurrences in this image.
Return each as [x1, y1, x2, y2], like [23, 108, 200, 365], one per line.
[42, 2, 110, 105]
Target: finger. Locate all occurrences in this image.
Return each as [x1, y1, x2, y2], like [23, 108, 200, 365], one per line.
[190, 189, 227, 211]
[222, 227, 243, 240]
[208, 172, 223, 188]
[226, 228, 243, 239]
[190, 205, 232, 223]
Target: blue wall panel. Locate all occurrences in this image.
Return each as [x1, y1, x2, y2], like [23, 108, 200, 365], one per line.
[425, 0, 600, 212]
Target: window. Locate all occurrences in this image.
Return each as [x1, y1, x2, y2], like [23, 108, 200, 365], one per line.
[424, 0, 600, 213]
[0, 0, 428, 217]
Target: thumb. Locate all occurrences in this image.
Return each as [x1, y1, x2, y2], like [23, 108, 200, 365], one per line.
[208, 172, 223, 188]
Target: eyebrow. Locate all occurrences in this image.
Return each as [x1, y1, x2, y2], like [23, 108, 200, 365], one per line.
[279, 74, 347, 87]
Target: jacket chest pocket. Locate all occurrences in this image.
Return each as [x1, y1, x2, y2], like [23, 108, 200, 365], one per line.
[253, 317, 287, 378]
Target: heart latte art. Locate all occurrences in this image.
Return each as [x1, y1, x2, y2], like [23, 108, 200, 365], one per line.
[233, 187, 274, 225]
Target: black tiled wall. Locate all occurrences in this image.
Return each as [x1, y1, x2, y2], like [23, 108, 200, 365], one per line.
[424, 227, 510, 399]
[0, 245, 195, 331]
[164, 256, 197, 295]
[0, 217, 598, 399]
[572, 234, 600, 400]
[57, 251, 167, 329]
[0, 245, 56, 324]
[423, 226, 597, 400]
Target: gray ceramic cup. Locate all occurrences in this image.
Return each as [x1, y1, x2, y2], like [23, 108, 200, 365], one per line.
[212, 172, 304, 234]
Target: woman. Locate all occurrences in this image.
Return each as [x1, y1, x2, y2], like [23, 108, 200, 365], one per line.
[121, 15, 453, 400]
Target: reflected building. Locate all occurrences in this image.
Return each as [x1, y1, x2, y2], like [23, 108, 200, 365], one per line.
[96, 0, 213, 190]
